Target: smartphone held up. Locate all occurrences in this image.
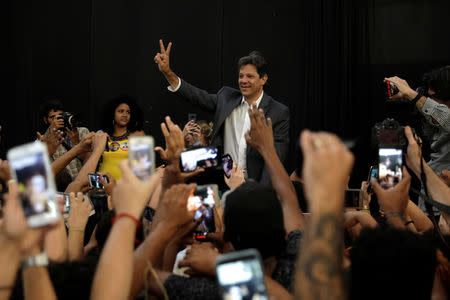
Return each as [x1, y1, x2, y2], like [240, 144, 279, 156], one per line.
[187, 184, 219, 241]
[129, 136, 155, 180]
[7, 141, 60, 227]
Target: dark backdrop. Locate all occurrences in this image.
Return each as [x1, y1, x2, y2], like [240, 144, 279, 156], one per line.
[2, 0, 450, 185]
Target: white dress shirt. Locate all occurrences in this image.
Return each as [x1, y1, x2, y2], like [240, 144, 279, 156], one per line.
[168, 78, 264, 172]
[223, 92, 263, 172]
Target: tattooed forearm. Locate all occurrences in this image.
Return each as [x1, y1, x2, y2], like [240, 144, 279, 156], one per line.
[294, 212, 347, 300]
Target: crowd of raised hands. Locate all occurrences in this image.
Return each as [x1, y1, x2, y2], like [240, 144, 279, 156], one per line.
[0, 107, 449, 300]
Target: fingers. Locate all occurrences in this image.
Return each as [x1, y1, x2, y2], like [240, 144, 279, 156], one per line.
[154, 146, 167, 161]
[370, 177, 382, 194]
[300, 130, 314, 158]
[159, 39, 165, 53]
[166, 42, 172, 56]
[267, 117, 272, 129]
[404, 126, 417, 146]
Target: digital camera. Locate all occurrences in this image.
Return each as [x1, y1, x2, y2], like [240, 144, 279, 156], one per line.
[371, 118, 412, 149]
[59, 112, 81, 129]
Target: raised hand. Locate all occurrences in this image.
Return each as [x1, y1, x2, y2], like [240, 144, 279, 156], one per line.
[153, 183, 197, 231]
[92, 132, 108, 153]
[155, 116, 185, 164]
[154, 39, 172, 75]
[384, 76, 418, 101]
[112, 160, 160, 219]
[66, 127, 80, 145]
[178, 243, 219, 276]
[224, 161, 245, 190]
[77, 131, 95, 153]
[67, 192, 93, 231]
[38, 128, 64, 156]
[371, 167, 412, 215]
[300, 130, 355, 209]
[245, 107, 274, 154]
[0, 159, 11, 182]
[97, 172, 116, 196]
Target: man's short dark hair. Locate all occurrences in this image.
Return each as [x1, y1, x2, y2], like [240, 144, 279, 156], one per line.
[423, 65, 450, 101]
[39, 96, 64, 119]
[237, 51, 268, 78]
[350, 227, 436, 300]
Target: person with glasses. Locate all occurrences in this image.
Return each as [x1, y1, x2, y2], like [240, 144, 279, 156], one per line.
[98, 96, 145, 180]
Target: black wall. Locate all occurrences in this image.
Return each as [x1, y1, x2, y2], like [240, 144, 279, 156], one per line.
[2, 0, 450, 184]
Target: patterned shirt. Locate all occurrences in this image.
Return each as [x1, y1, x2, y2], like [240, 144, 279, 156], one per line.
[49, 127, 90, 180]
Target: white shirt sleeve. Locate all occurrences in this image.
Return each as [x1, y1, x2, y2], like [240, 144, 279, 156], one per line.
[167, 77, 182, 92]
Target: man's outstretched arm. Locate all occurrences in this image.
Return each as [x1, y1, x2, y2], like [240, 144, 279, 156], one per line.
[155, 39, 217, 113]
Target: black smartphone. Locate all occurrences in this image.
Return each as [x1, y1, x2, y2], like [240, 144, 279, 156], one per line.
[216, 249, 269, 300]
[88, 173, 109, 189]
[344, 189, 361, 208]
[386, 80, 399, 97]
[222, 154, 233, 179]
[187, 185, 218, 241]
[378, 148, 403, 190]
[180, 147, 219, 172]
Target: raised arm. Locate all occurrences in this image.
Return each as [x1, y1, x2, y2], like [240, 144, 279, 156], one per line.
[67, 192, 93, 261]
[154, 40, 217, 112]
[294, 131, 354, 300]
[404, 126, 450, 209]
[65, 132, 107, 194]
[245, 107, 305, 232]
[51, 132, 94, 176]
[90, 160, 160, 300]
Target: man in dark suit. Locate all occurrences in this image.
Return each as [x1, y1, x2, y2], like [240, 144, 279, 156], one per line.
[154, 40, 289, 183]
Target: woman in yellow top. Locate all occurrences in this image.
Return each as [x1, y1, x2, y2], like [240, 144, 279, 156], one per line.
[98, 97, 145, 180]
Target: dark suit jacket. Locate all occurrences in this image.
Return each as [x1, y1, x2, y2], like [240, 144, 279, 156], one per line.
[176, 79, 290, 183]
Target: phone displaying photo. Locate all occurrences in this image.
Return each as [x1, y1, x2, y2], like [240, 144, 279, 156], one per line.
[129, 136, 155, 180]
[7, 141, 59, 227]
[180, 147, 218, 172]
[216, 249, 268, 300]
[366, 165, 378, 194]
[222, 154, 233, 179]
[378, 148, 403, 189]
[56, 192, 70, 213]
[88, 174, 109, 189]
[187, 184, 218, 241]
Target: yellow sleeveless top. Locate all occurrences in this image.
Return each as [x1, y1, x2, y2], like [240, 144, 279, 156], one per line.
[98, 139, 129, 180]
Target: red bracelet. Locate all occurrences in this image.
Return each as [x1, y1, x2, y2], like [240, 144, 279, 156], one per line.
[112, 213, 142, 228]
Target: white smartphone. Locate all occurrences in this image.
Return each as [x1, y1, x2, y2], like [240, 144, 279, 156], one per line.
[216, 249, 269, 300]
[129, 136, 155, 180]
[8, 141, 60, 227]
[378, 148, 403, 190]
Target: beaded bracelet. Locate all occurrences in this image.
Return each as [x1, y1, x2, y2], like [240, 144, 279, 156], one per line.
[69, 228, 85, 233]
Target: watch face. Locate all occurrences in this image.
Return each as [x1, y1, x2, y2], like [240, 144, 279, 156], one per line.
[23, 252, 49, 268]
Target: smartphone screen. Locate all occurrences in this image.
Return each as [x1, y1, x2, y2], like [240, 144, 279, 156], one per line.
[129, 136, 155, 180]
[8, 142, 59, 226]
[88, 174, 109, 189]
[10, 152, 50, 217]
[216, 250, 268, 300]
[56, 192, 70, 213]
[180, 147, 218, 172]
[222, 154, 233, 179]
[378, 148, 403, 189]
[187, 185, 217, 241]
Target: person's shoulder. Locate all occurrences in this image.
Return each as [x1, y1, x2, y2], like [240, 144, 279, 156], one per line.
[264, 94, 289, 114]
[218, 86, 241, 97]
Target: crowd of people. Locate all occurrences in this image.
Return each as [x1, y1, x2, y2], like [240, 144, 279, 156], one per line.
[0, 40, 449, 300]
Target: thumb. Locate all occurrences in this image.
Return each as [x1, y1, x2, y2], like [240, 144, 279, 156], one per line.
[36, 132, 42, 140]
[154, 147, 167, 161]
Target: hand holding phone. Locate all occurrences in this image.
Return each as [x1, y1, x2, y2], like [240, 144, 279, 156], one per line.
[8, 141, 60, 227]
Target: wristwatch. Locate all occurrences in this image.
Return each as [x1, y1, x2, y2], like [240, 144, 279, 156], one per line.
[22, 252, 48, 268]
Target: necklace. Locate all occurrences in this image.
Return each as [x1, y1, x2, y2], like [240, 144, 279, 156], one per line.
[110, 130, 129, 141]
